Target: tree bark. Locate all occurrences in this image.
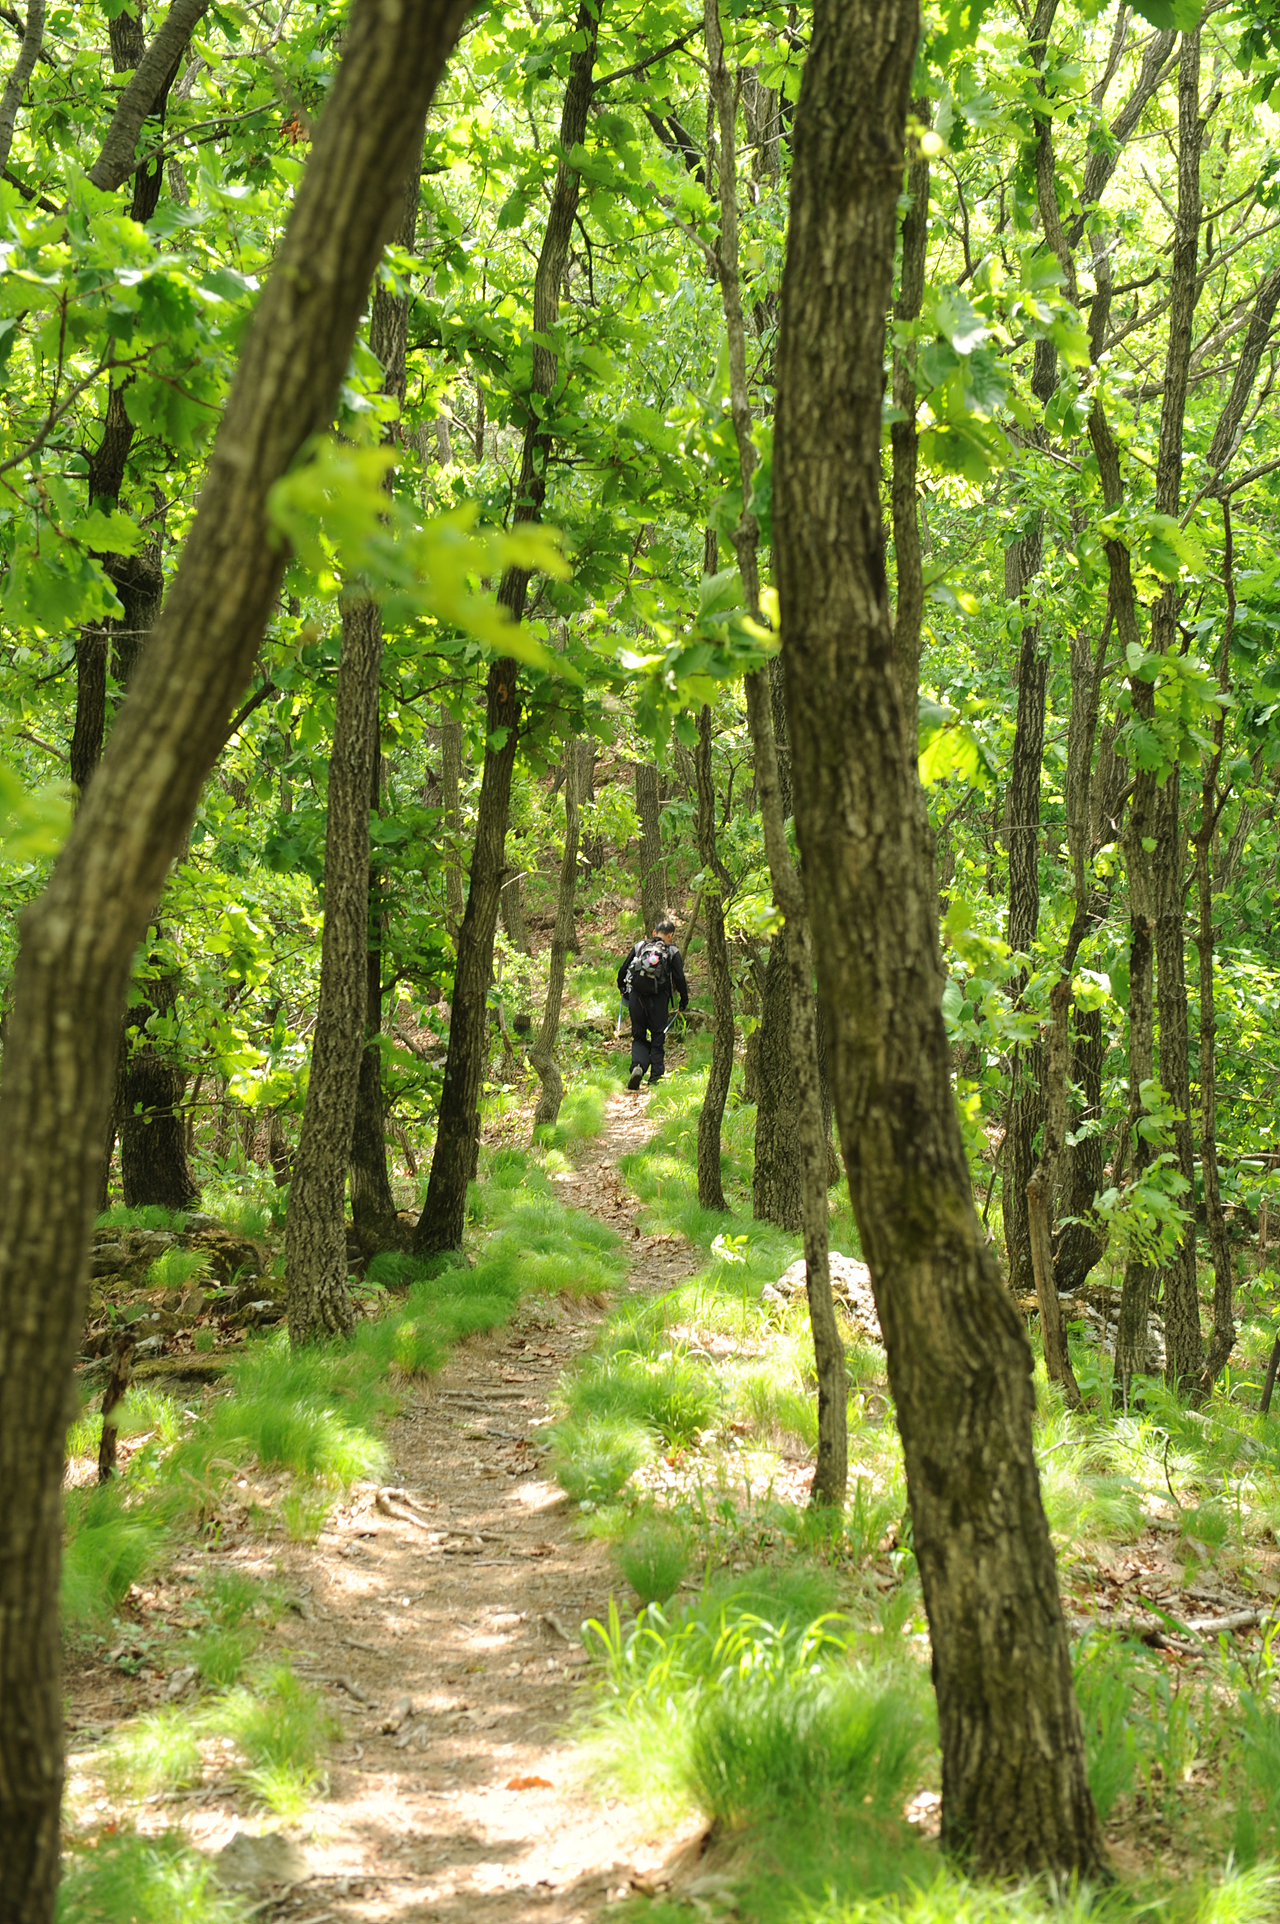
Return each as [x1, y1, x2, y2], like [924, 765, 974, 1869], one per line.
[1026, 977, 1082, 1406]
[634, 760, 665, 928]
[705, 0, 845, 1506]
[529, 739, 580, 1127]
[0, 8, 470, 1907]
[696, 702, 734, 1212]
[121, 958, 199, 1210]
[890, 97, 928, 730]
[349, 173, 419, 1258]
[440, 705, 466, 931]
[500, 865, 534, 955]
[1152, 28, 1205, 1391]
[775, 0, 1107, 1876]
[1197, 502, 1237, 1392]
[413, 0, 602, 1256]
[0, 0, 43, 174]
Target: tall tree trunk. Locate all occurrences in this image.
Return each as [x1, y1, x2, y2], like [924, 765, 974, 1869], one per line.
[634, 760, 665, 928]
[696, 702, 734, 1211]
[1026, 977, 1082, 1405]
[414, 0, 602, 1255]
[529, 739, 580, 1127]
[1000, 524, 1048, 1303]
[348, 174, 419, 1257]
[706, 0, 845, 1508]
[1152, 28, 1205, 1391]
[775, 0, 1107, 1876]
[440, 704, 466, 933]
[500, 865, 533, 955]
[0, 4, 470, 1910]
[890, 97, 928, 731]
[286, 596, 384, 1342]
[1197, 502, 1237, 1392]
[1054, 1002, 1107, 1293]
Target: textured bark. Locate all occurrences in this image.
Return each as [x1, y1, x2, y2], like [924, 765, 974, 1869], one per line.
[1026, 978, 1082, 1406]
[634, 761, 665, 928]
[0, 0, 43, 174]
[0, 8, 470, 1907]
[706, 0, 844, 1505]
[529, 740, 580, 1127]
[751, 933, 800, 1227]
[440, 706, 465, 931]
[1000, 527, 1047, 1302]
[500, 867, 533, 955]
[1054, 1003, 1107, 1294]
[1151, 30, 1205, 1391]
[121, 960, 199, 1210]
[286, 597, 384, 1343]
[414, 0, 603, 1255]
[85, 0, 209, 195]
[696, 703, 734, 1212]
[349, 174, 419, 1258]
[95, 1333, 135, 1484]
[775, 0, 1107, 1876]
[890, 98, 928, 730]
[1197, 504, 1237, 1393]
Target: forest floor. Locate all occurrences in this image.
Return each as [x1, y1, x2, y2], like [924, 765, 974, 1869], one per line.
[64, 1085, 710, 1924]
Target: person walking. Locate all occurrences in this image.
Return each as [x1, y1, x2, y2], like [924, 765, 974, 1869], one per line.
[617, 915, 689, 1091]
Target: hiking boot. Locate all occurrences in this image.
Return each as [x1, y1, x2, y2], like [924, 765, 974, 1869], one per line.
[648, 1074, 663, 1086]
[627, 1067, 643, 1091]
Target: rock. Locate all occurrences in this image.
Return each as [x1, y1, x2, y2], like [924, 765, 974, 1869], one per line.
[90, 1242, 130, 1275]
[228, 1298, 285, 1330]
[775, 1253, 881, 1338]
[189, 1232, 263, 1286]
[177, 1286, 205, 1325]
[227, 1277, 279, 1313]
[211, 1831, 310, 1890]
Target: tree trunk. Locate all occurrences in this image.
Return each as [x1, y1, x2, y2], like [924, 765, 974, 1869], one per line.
[1000, 529, 1048, 1301]
[529, 738, 580, 1127]
[751, 934, 800, 1226]
[414, 0, 603, 1256]
[890, 97, 928, 731]
[349, 177, 418, 1257]
[121, 958, 199, 1210]
[705, 0, 845, 1506]
[0, 2, 469, 1907]
[1053, 1002, 1107, 1294]
[1197, 502, 1237, 1393]
[775, 0, 1107, 1876]
[286, 595, 384, 1343]
[1026, 977, 1082, 1405]
[0, 0, 44, 175]
[635, 760, 665, 928]
[440, 704, 465, 933]
[695, 702, 734, 1212]
[500, 865, 533, 955]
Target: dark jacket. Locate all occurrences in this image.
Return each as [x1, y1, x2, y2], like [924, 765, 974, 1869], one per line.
[618, 937, 689, 1009]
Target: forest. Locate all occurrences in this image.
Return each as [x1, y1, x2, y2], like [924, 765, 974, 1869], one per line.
[7, 0, 1280, 1919]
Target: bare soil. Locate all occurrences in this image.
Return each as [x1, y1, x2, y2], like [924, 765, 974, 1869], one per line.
[67, 1087, 705, 1922]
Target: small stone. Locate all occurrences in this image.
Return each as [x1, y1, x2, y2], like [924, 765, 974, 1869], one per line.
[211, 1831, 309, 1889]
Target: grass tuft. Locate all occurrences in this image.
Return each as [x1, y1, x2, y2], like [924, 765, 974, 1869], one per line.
[62, 1485, 167, 1632]
[57, 1828, 247, 1924]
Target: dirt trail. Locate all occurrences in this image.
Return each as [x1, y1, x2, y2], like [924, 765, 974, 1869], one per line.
[79, 1090, 702, 1921]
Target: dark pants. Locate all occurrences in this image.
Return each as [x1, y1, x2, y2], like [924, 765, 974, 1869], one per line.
[628, 990, 668, 1080]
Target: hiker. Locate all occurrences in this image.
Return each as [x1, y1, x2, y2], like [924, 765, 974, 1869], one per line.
[617, 914, 689, 1091]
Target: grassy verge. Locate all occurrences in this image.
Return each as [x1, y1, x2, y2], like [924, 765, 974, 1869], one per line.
[546, 1060, 1280, 1921]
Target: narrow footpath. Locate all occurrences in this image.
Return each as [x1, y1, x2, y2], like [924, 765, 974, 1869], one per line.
[83, 1092, 701, 1922]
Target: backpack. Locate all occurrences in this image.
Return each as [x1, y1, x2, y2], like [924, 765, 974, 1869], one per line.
[628, 937, 671, 995]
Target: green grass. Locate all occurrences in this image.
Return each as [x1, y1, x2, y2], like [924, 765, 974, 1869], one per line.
[62, 1484, 168, 1632]
[615, 1517, 691, 1606]
[67, 1385, 185, 1462]
[103, 1707, 203, 1798]
[146, 1247, 211, 1291]
[207, 1663, 339, 1814]
[94, 1204, 190, 1234]
[58, 1828, 247, 1924]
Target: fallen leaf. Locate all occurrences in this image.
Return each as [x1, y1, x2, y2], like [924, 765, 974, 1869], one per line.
[506, 1774, 553, 1791]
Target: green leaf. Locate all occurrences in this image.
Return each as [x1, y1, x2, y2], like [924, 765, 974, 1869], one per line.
[1129, 0, 1201, 27]
[0, 760, 72, 863]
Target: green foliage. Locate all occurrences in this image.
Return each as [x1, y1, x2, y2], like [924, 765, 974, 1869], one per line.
[614, 1518, 691, 1606]
[61, 1485, 167, 1632]
[95, 1204, 190, 1234]
[551, 1413, 653, 1505]
[57, 1829, 247, 1924]
[206, 1664, 339, 1814]
[146, 1248, 211, 1292]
